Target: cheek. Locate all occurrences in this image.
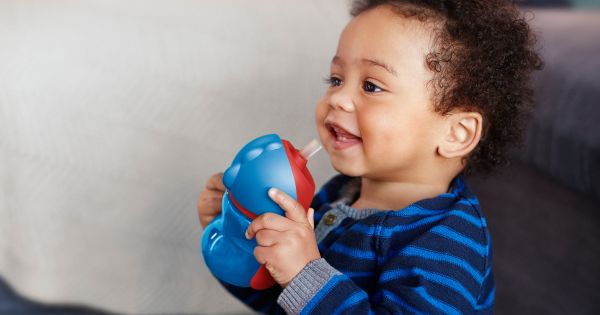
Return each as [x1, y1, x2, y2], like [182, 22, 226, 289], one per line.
[314, 97, 327, 121]
[359, 107, 402, 145]
[314, 98, 329, 141]
[358, 106, 424, 160]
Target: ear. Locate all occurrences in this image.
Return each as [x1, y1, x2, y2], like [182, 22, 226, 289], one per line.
[437, 111, 483, 159]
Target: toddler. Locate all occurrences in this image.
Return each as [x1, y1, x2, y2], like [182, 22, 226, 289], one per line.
[198, 0, 542, 313]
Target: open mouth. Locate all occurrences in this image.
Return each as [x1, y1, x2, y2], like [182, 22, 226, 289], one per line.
[326, 122, 362, 144]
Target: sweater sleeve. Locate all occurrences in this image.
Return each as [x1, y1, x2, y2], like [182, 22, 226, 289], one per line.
[276, 212, 495, 314]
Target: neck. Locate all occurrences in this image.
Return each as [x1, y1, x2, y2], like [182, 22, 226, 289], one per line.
[350, 175, 453, 210]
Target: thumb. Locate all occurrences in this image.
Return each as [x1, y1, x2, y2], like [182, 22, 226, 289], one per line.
[307, 208, 315, 229]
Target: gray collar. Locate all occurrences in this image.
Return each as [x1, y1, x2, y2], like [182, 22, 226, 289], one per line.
[332, 201, 383, 220]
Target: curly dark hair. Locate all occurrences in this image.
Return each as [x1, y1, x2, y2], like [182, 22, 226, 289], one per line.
[351, 0, 543, 175]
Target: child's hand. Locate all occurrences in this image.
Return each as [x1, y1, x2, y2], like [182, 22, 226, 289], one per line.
[197, 172, 226, 229]
[245, 188, 321, 288]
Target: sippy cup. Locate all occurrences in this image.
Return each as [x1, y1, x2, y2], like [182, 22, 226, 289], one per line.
[201, 133, 322, 290]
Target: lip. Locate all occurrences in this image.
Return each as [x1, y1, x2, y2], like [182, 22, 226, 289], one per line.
[324, 120, 361, 138]
[324, 120, 362, 150]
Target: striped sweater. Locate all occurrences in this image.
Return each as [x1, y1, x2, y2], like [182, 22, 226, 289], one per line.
[219, 174, 495, 314]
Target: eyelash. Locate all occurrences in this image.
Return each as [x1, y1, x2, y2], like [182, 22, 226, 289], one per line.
[323, 76, 384, 93]
[323, 76, 342, 87]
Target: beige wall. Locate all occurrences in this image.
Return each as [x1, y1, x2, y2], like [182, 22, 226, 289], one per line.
[0, 1, 349, 313]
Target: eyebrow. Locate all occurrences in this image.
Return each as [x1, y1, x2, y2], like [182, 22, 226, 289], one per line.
[331, 56, 398, 77]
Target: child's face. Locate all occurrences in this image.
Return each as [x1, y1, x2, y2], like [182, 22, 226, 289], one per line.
[315, 5, 445, 180]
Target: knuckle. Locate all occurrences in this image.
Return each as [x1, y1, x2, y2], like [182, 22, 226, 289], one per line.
[253, 247, 261, 260]
[261, 213, 276, 224]
[280, 196, 289, 207]
[283, 234, 297, 247]
[297, 228, 308, 239]
[253, 247, 266, 264]
[255, 230, 265, 243]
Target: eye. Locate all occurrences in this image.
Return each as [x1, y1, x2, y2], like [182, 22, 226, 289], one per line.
[324, 76, 342, 88]
[363, 81, 383, 93]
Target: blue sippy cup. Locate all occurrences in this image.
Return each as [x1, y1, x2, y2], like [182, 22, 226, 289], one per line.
[201, 133, 322, 290]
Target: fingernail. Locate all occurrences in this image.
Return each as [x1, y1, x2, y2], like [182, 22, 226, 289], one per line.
[268, 188, 278, 198]
[245, 229, 250, 239]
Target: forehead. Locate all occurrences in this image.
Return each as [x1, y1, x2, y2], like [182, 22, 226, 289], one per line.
[335, 5, 436, 71]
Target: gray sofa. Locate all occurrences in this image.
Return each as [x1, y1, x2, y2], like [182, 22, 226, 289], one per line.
[467, 8, 600, 314]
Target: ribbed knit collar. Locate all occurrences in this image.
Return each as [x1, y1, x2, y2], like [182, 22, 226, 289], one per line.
[328, 175, 470, 220]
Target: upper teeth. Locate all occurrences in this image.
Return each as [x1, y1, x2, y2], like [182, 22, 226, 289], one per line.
[333, 127, 350, 141]
[334, 126, 347, 135]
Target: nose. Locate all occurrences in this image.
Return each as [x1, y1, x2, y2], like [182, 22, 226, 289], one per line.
[328, 87, 355, 112]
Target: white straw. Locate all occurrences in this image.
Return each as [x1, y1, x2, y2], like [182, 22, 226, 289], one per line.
[299, 139, 322, 160]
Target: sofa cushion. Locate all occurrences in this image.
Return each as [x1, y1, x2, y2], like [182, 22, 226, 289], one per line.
[516, 9, 600, 200]
[468, 161, 600, 314]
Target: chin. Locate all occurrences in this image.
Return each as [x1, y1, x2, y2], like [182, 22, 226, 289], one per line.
[330, 158, 364, 177]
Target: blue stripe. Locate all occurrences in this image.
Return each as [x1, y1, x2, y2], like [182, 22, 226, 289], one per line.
[457, 197, 480, 206]
[484, 267, 492, 278]
[330, 225, 486, 260]
[333, 244, 483, 285]
[413, 287, 461, 315]
[330, 243, 375, 260]
[388, 286, 461, 315]
[392, 246, 483, 284]
[379, 289, 426, 315]
[388, 207, 486, 228]
[300, 274, 344, 315]
[351, 216, 442, 236]
[389, 205, 445, 216]
[430, 226, 486, 256]
[351, 213, 486, 239]
[332, 290, 368, 315]
[477, 286, 495, 310]
[332, 243, 484, 286]
[380, 267, 478, 307]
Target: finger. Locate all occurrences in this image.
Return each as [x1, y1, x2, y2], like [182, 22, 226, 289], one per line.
[246, 212, 292, 239]
[253, 245, 276, 265]
[307, 208, 315, 229]
[255, 229, 281, 247]
[199, 215, 216, 228]
[207, 172, 226, 191]
[268, 188, 307, 224]
[197, 195, 222, 215]
[197, 197, 217, 226]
